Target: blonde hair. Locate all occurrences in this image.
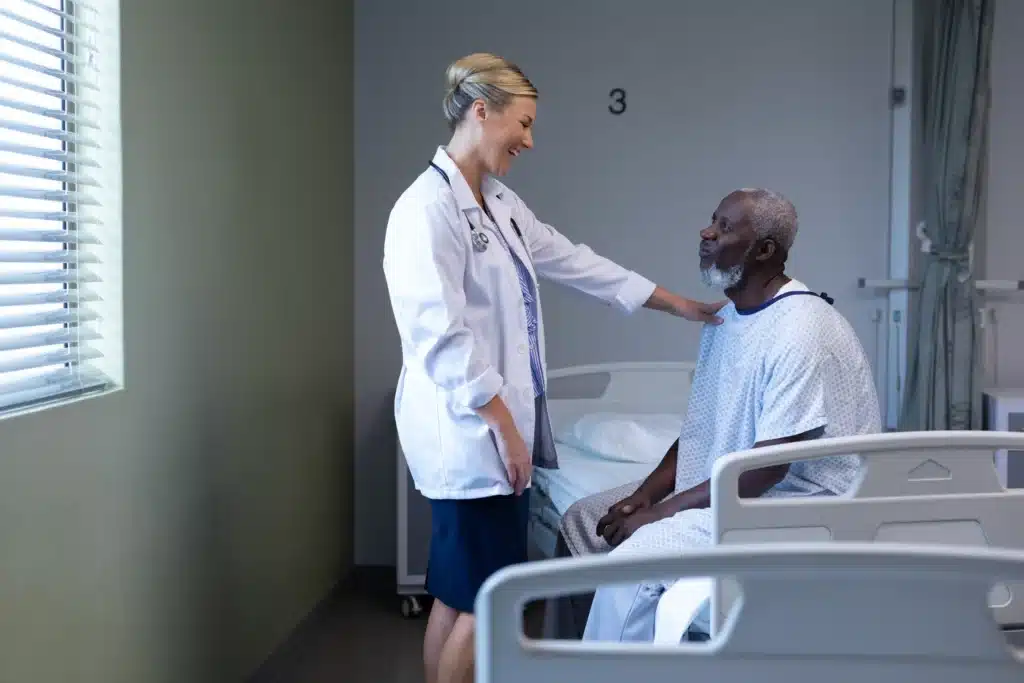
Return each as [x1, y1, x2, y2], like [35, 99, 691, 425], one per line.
[442, 53, 538, 131]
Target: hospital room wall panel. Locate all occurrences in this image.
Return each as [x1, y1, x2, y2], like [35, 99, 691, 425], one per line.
[354, 0, 912, 566]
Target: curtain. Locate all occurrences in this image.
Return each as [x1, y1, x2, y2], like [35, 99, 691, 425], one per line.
[899, 0, 995, 430]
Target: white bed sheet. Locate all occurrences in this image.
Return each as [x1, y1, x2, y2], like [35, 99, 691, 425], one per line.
[532, 412, 683, 516]
[533, 443, 658, 516]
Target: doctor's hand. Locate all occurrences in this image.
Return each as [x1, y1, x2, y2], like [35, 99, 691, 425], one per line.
[673, 297, 728, 325]
[496, 425, 532, 496]
[643, 286, 726, 325]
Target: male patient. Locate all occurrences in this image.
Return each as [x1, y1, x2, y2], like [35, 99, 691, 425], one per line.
[544, 188, 882, 642]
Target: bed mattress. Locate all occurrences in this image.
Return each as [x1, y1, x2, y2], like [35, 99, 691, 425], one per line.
[528, 411, 682, 557]
[533, 442, 657, 516]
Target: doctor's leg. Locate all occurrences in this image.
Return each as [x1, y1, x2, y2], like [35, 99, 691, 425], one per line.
[424, 599, 458, 683]
[437, 612, 475, 683]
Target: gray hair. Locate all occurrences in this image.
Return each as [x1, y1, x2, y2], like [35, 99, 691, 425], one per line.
[740, 188, 798, 254]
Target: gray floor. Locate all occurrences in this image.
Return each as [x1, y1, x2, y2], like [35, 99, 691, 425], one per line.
[248, 587, 544, 683]
[249, 586, 1024, 683]
[249, 588, 428, 683]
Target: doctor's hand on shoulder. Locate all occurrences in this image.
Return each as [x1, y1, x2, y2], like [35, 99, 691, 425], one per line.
[644, 286, 727, 325]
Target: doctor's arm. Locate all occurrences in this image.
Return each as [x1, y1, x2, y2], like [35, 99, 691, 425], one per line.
[512, 197, 724, 324]
[384, 201, 531, 491]
[384, 200, 505, 411]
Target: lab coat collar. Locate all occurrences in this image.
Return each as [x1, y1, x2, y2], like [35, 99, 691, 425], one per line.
[431, 146, 508, 212]
[431, 147, 529, 272]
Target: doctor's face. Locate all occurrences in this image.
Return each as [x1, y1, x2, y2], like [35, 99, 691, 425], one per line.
[698, 192, 758, 289]
[477, 96, 536, 176]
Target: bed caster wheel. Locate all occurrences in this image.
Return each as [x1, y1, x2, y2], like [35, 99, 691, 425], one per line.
[401, 595, 424, 619]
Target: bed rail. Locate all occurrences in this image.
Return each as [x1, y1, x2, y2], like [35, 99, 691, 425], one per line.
[476, 543, 1024, 683]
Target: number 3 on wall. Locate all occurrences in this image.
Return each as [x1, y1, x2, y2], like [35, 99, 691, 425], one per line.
[608, 88, 626, 115]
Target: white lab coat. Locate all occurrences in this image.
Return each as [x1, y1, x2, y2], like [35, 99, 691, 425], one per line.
[383, 147, 656, 500]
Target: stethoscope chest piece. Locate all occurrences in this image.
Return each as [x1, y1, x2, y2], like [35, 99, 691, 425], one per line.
[471, 230, 490, 253]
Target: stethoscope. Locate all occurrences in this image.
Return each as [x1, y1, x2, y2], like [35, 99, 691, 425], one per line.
[429, 161, 524, 254]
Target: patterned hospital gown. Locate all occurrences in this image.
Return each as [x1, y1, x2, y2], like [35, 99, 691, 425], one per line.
[609, 279, 882, 563]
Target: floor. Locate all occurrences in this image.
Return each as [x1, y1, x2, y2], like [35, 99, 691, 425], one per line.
[249, 585, 1024, 683]
[249, 588, 429, 683]
[248, 584, 546, 683]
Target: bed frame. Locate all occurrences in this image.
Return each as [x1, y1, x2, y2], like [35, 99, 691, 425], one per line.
[701, 431, 1024, 634]
[545, 361, 696, 429]
[476, 544, 1024, 683]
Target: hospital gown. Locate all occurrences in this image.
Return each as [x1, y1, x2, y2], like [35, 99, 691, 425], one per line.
[579, 279, 882, 642]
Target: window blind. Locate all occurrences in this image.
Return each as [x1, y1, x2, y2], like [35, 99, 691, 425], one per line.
[0, 0, 113, 414]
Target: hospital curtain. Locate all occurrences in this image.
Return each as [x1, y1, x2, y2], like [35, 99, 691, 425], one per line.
[898, 0, 994, 430]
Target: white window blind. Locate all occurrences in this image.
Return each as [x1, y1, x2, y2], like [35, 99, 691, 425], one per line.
[0, 0, 119, 415]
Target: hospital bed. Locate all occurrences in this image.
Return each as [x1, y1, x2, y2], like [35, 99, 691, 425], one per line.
[529, 362, 694, 559]
[530, 362, 1024, 633]
[476, 543, 1024, 683]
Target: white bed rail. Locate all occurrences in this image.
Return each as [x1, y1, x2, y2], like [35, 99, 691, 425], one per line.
[476, 544, 1024, 683]
[544, 361, 696, 428]
[709, 430, 1024, 631]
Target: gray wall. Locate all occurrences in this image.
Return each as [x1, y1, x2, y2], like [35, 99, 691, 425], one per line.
[0, 2, 354, 682]
[354, 0, 902, 566]
[985, 0, 1024, 388]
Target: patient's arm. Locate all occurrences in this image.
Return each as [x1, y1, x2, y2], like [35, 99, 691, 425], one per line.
[596, 439, 679, 539]
[633, 438, 679, 504]
[652, 425, 825, 518]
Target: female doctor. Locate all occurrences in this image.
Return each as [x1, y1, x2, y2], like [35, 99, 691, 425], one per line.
[382, 52, 723, 683]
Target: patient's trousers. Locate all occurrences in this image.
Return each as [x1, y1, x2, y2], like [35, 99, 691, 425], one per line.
[541, 481, 642, 639]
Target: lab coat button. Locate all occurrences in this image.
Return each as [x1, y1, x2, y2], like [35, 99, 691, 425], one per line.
[518, 344, 527, 354]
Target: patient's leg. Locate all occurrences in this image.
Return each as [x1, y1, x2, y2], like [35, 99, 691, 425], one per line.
[584, 581, 663, 642]
[559, 481, 641, 557]
[583, 509, 714, 643]
[582, 530, 667, 643]
[541, 532, 595, 639]
[542, 481, 643, 639]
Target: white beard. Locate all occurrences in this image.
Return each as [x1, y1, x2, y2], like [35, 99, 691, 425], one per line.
[700, 263, 745, 290]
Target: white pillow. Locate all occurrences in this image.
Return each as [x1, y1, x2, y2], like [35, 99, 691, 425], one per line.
[554, 412, 683, 465]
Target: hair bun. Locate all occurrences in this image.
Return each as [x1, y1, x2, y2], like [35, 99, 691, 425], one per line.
[441, 53, 537, 132]
[444, 60, 477, 95]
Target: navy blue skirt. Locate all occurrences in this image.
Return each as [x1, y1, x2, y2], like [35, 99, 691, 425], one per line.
[425, 489, 531, 614]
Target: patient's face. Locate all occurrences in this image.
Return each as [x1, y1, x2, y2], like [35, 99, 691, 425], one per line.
[698, 192, 757, 288]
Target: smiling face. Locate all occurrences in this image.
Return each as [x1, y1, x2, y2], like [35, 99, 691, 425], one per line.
[468, 95, 536, 177]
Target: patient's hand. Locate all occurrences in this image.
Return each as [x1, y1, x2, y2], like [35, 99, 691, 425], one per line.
[596, 490, 655, 545]
[601, 506, 664, 547]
